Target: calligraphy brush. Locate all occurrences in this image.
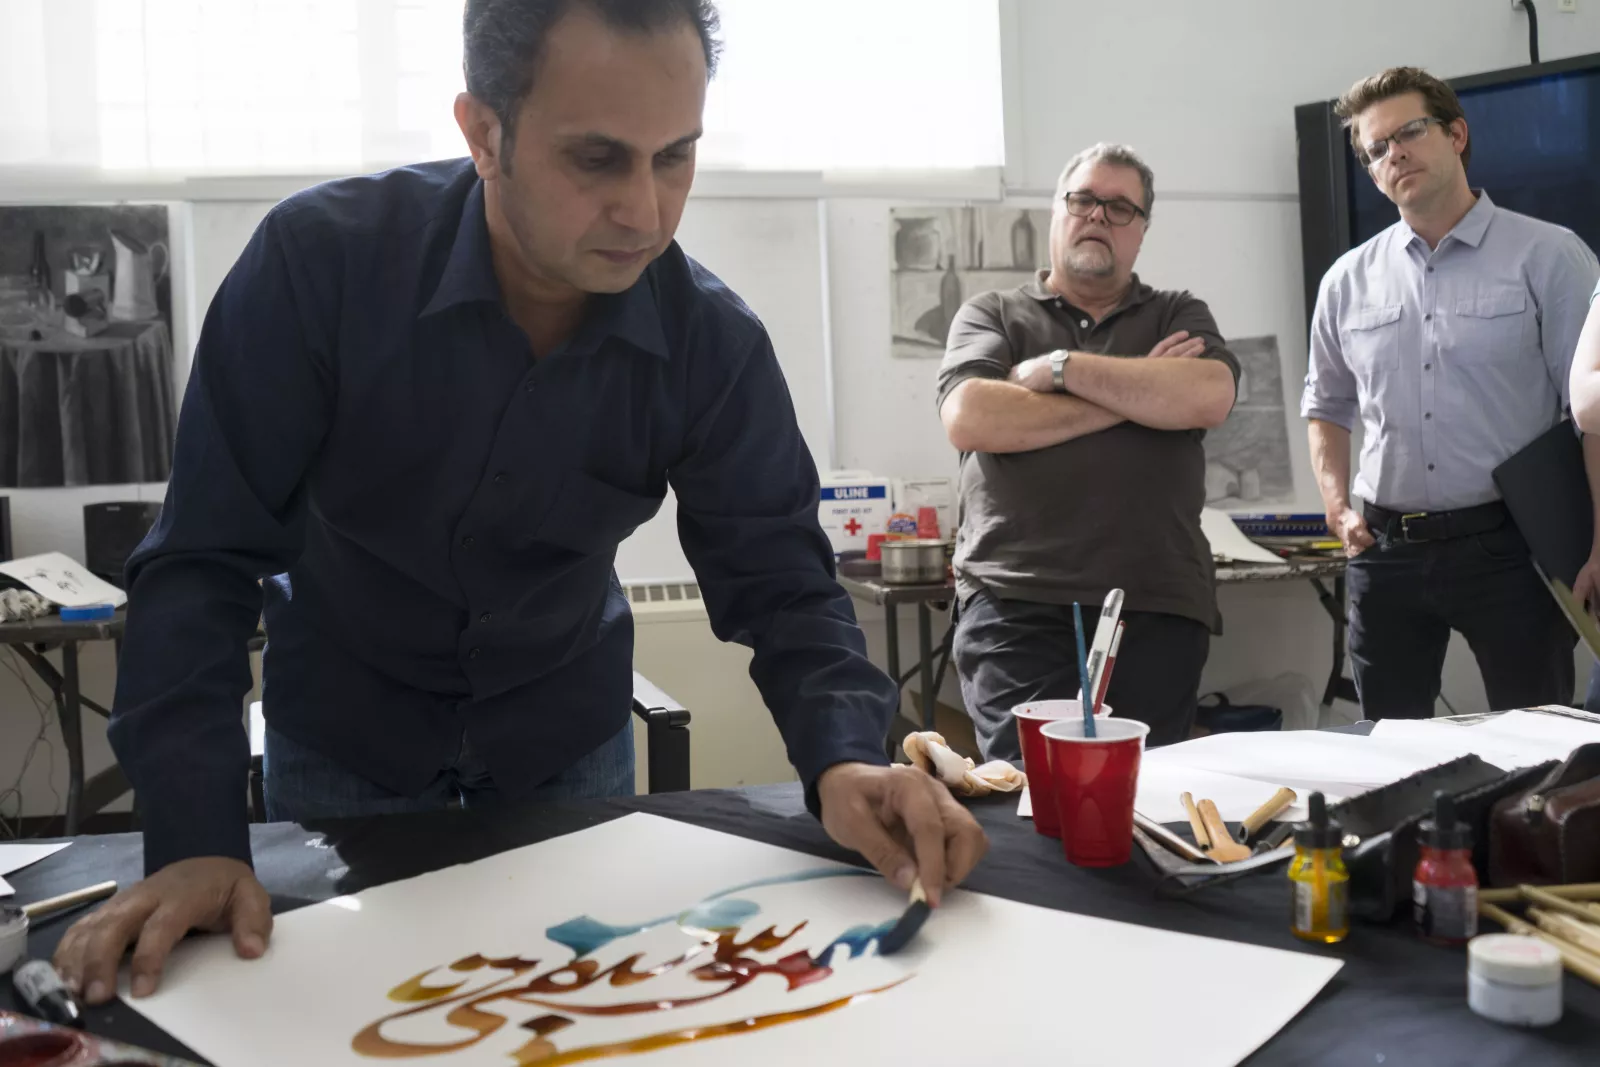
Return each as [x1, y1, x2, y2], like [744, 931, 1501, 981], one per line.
[877, 877, 930, 956]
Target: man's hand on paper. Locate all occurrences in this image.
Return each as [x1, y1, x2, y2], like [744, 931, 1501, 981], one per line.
[816, 762, 989, 908]
[1575, 552, 1600, 619]
[1328, 504, 1375, 557]
[53, 856, 272, 1005]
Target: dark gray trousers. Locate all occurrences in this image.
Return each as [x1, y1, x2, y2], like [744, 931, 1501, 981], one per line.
[953, 589, 1210, 762]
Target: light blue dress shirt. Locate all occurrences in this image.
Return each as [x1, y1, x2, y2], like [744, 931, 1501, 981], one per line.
[1302, 192, 1599, 512]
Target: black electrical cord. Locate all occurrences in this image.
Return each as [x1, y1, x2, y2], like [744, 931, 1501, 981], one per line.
[1517, 0, 1541, 65]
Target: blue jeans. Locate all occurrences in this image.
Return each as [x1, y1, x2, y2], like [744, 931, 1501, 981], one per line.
[263, 720, 636, 823]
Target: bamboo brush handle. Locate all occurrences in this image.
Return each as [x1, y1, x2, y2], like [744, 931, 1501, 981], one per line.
[22, 880, 117, 921]
[1240, 787, 1298, 839]
[1480, 882, 1600, 904]
[1181, 792, 1210, 849]
[1196, 800, 1251, 862]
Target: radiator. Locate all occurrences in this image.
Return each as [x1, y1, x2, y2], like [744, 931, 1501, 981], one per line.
[624, 580, 798, 789]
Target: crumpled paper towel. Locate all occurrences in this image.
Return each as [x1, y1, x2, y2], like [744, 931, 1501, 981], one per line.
[0, 588, 51, 623]
[902, 731, 1026, 797]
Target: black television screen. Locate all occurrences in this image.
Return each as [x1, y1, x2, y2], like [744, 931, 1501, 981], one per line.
[1297, 53, 1600, 333]
[1348, 65, 1600, 251]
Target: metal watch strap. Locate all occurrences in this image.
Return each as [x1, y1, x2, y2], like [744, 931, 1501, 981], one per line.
[1050, 350, 1070, 393]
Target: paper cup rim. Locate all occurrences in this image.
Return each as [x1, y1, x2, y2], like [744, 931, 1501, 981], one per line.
[1039, 718, 1149, 744]
[1012, 700, 1113, 721]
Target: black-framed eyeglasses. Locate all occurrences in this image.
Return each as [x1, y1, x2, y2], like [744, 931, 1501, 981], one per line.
[1062, 191, 1147, 227]
[1360, 116, 1445, 166]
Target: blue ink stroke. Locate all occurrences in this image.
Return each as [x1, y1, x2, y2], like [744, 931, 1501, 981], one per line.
[545, 867, 879, 959]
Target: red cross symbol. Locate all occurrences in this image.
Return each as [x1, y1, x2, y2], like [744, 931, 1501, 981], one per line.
[844, 518, 862, 536]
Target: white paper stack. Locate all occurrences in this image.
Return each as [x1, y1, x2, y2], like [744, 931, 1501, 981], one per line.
[0, 841, 72, 897]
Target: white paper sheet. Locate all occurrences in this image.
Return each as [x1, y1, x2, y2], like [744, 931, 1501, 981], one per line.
[1018, 766, 1310, 824]
[1366, 719, 1550, 772]
[124, 814, 1340, 1067]
[1475, 709, 1600, 753]
[1370, 710, 1600, 772]
[0, 552, 126, 608]
[0, 841, 71, 877]
[1140, 730, 1473, 799]
[1200, 507, 1284, 564]
[0, 842, 72, 898]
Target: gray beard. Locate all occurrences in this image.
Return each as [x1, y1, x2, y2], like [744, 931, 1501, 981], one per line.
[1066, 243, 1115, 278]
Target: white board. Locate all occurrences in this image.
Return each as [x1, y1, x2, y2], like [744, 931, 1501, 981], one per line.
[125, 813, 1340, 1067]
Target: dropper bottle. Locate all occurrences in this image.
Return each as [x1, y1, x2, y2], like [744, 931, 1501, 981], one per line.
[1413, 790, 1478, 945]
[1289, 791, 1349, 944]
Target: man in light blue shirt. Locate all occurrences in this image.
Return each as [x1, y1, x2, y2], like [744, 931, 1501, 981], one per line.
[1303, 66, 1600, 719]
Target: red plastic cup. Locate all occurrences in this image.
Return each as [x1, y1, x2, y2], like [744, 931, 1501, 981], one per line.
[1012, 700, 1111, 838]
[865, 533, 886, 561]
[1041, 717, 1150, 867]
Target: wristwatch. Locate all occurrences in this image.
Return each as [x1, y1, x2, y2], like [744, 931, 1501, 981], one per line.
[1049, 349, 1072, 393]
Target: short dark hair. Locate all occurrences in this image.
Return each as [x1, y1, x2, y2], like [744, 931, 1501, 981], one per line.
[1335, 66, 1470, 169]
[463, 0, 722, 154]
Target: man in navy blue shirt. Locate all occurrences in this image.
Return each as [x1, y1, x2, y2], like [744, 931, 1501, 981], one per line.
[54, 0, 986, 1004]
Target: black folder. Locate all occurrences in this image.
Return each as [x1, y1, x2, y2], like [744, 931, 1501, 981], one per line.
[1494, 420, 1592, 586]
[1493, 419, 1600, 660]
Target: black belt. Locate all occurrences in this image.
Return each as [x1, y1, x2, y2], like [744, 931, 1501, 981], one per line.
[1362, 500, 1509, 543]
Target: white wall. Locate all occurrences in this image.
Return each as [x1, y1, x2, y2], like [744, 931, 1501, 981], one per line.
[6, 0, 1600, 817]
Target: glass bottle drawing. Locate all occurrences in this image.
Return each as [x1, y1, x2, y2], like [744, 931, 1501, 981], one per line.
[1011, 211, 1037, 268]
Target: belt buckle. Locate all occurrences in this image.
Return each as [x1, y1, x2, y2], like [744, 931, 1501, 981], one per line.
[1400, 512, 1427, 543]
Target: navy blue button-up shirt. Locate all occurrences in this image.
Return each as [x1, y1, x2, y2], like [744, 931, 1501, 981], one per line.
[113, 159, 895, 873]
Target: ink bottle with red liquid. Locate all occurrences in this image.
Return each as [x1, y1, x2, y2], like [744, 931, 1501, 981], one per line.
[1413, 790, 1478, 945]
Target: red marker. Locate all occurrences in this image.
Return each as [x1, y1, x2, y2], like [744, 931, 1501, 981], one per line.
[1092, 620, 1125, 716]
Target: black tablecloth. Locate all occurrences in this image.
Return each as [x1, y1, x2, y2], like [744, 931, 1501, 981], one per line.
[3, 784, 1597, 1065]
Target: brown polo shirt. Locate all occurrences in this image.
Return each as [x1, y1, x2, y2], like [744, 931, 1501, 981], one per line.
[937, 271, 1240, 631]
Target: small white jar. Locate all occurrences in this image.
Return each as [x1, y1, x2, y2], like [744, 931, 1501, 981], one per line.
[1468, 934, 1563, 1027]
[0, 904, 27, 973]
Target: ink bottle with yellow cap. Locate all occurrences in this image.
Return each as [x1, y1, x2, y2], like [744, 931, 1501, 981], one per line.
[1289, 792, 1349, 944]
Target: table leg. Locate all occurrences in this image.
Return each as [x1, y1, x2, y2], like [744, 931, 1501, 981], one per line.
[881, 603, 903, 758]
[1310, 575, 1358, 707]
[884, 603, 901, 705]
[59, 642, 85, 836]
[917, 604, 936, 731]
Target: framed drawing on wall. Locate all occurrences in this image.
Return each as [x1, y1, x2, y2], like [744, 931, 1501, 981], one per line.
[889, 205, 1050, 359]
[0, 204, 177, 488]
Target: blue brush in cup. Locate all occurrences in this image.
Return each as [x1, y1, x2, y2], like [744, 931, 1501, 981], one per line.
[1072, 602, 1096, 738]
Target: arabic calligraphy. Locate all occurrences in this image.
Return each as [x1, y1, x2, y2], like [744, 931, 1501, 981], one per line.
[351, 868, 912, 1064]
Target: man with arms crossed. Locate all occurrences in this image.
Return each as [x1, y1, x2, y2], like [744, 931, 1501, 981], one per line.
[1304, 67, 1600, 720]
[54, 0, 985, 1005]
[939, 143, 1239, 760]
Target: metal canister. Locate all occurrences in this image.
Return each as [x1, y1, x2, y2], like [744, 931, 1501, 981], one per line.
[879, 539, 951, 584]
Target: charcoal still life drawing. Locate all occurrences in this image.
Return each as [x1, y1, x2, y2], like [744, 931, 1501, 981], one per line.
[0, 204, 178, 487]
[1201, 335, 1295, 509]
[891, 206, 1050, 358]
